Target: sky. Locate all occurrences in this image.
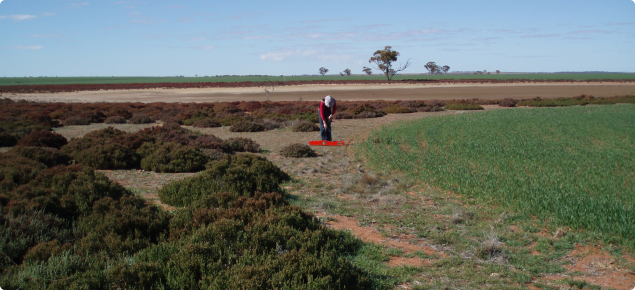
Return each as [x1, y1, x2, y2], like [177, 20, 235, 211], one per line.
[0, 0, 634, 77]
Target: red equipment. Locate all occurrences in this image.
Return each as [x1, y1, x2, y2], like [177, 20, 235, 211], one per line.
[309, 128, 345, 146]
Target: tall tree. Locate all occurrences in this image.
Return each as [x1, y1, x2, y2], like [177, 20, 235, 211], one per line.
[368, 46, 411, 81]
[343, 68, 351, 76]
[362, 67, 373, 76]
[442, 65, 450, 74]
[319, 67, 329, 76]
[425, 62, 439, 75]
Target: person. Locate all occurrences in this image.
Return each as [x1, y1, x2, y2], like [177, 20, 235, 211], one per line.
[318, 95, 336, 141]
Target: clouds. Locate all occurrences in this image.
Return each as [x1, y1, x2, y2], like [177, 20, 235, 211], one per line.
[0, 15, 37, 21]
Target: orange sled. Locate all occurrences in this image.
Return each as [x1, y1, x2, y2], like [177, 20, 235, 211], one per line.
[309, 128, 345, 146]
[309, 140, 345, 146]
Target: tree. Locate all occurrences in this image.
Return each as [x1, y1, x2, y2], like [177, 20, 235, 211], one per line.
[496, 70, 501, 74]
[442, 65, 450, 74]
[425, 62, 439, 75]
[368, 46, 411, 81]
[319, 67, 329, 76]
[362, 67, 373, 76]
[343, 68, 351, 76]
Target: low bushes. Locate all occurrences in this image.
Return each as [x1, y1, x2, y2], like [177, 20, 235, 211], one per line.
[291, 120, 319, 132]
[382, 105, 412, 114]
[445, 103, 484, 110]
[62, 115, 91, 125]
[280, 143, 317, 158]
[499, 98, 518, 107]
[159, 154, 290, 207]
[70, 142, 140, 169]
[140, 142, 209, 173]
[0, 153, 45, 191]
[192, 118, 221, 128]
[16, 130, 68, 149]
[8, 146, 71, 167]
[128, 114, 154, 124]
[230, 121, 266, 132]
[0, 132, 18, 147]
[225, 137, 260, 153]
[104, 115, 127, 124]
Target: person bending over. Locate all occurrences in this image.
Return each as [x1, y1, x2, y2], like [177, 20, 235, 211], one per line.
[318, 95, 337, 141]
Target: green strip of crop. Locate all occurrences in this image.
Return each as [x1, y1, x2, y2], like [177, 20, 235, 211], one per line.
[1, 73, 635, 86]
[358, 104, 635, 247]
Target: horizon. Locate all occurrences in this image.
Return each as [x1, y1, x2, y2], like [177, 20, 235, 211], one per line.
[1, 0, 634, 77]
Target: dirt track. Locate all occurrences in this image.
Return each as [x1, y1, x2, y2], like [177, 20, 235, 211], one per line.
[10, 82, 635, 103]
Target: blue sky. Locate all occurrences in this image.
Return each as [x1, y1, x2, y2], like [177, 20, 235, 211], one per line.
[1, 0, 634, 76]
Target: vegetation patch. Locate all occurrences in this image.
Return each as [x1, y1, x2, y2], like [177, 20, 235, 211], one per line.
[229, 121, 266, 132]
[444, 103, 484, 110]
[139, 142, 209, 173]
[16, 130, 68, 149]
[291, 120, 319, 132]
[192, 118, 221, 128]
[225, 137, 261, 153]
[8, 146, 71, 168]
[280, 143, 318, 158]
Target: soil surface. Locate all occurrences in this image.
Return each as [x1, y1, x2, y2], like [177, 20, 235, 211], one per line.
[7, 82, 635, 103]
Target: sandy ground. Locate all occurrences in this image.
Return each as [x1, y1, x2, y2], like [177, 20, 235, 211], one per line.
[8, 81, 635, 103]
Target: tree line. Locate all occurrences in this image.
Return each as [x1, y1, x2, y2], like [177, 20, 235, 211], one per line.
[318, 46, 450, 81]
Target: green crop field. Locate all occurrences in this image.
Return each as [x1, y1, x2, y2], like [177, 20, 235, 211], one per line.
[0, 73, 634, 86]
[359, 104, 635, 247]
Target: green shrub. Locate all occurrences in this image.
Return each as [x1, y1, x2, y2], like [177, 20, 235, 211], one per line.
[202, 149, 226, 161]
[280, 143, 317, 158]
[499, 98, 518, 107]
[83, 127, 126, 139]
[225, 137, 260, 153]
[230, 121, 266, 132]
[8, 146, 71, 167]
[191, 135, 230, 152]
[291, 120, 319, 132]
[192, 118, 221, 128]
[104, 116, 127, 124]
[382, 105, 412, 114]
[62, 115, 91, 125]
[17, 130, 68, 149]
[445, 103, 484, 110]
[0, 132, 18, 147]
[258, 119, 282, 130]
[140, 142, 208, 173]
[71, 142, 140, 169]
[128, 114, 155, 124]
[159, 154, 290, 207]
[0, 153, 46, 191]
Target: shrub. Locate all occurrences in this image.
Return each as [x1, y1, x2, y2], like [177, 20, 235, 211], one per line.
[445, 103, 484, 110]
[258, 119, 282, 131]
[280, 143, 317, 158]
[128, 114, 155, 124]
[499, 98, 518, 107]
[83, 127, 126, 139]
[225, 137, 260, 153]
[159, 154, 290, 207]
[8, 146, 71, 167]
[214, 112, 254, 126]
[0, 153, 45, 191]
[156, 129, 198, 145]
[63, 115, 91, 125]
[110, 132, 153, 151]
[140, 142, 209, 173]
[382, 105, 412, 114]
[230, 121, 266, 132]
[0, 132, 18, 147]
[291, 120, 319, 132]
[17, 130, 68, 149]
[191, 135, 230, 152]
[192, 118, 221, 128]
[104, 115, 127, 124]
[71, 142, 140, 169]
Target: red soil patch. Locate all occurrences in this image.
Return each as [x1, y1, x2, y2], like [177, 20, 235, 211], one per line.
[316, 212, 445, 267]
[542, 245, 635, 290]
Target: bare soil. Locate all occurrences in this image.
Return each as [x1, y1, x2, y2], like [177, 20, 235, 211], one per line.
[7, 82, 635, 103]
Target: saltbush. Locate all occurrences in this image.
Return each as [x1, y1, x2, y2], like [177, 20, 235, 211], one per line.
[83, 127, 126, 139]
[291, 120, 319, 132]
[70, 142, 140, 169]
[140, 142, 209, 173]
[382, 105, 412, 114]
[192, 118, 221, 128]
[225, 137, 260, 153]
[159, 154, 290, 207]
[0, 132, 18, 147]
[280, 143, 317, 158]
[8, 146, 71, 167]
[104, 115, 127, 124]
[128, 114, 154, 124]
[499, 98, 518, 107]
[259, 119, 282, 131]
[445, 103, 484, 110]
[0, 153, 45, 191]
[191, 135, 230, 152]
[16, 130, 68, 149]
[63, 115, 91, 125]
[230, 121, 265, 132]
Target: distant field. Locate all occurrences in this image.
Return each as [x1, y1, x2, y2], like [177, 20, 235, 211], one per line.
[1, 73, 634, 86]
[359, 104, 635, 247]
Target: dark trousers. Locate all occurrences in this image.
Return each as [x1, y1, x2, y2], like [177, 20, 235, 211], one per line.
[318, 109, 332, 141]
